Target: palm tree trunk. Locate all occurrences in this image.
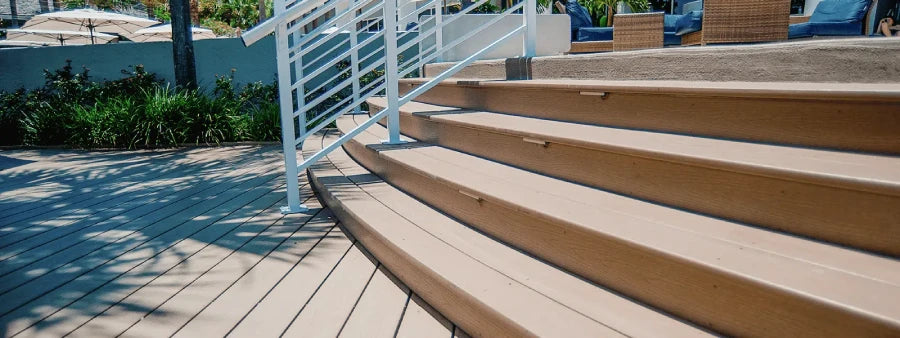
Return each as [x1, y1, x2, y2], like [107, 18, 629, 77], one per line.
[170, 0, 197, 89]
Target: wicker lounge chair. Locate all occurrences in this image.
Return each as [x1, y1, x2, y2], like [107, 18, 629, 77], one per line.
[680, 0, 791, 45]
[788, 0, 872, 38]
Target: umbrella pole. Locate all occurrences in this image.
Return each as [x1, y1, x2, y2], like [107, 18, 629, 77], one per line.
[89, 19, 96, 44]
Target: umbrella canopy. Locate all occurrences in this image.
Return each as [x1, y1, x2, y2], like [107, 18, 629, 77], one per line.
[22, 9, 159, 37]
[129, 24, 217, 42]
[5, 28, 119, 45]
[0, 40, 54, 48]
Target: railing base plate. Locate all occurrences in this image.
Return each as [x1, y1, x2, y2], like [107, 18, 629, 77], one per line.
[381, 139, 410, 145]
[281, 204, 310, 214]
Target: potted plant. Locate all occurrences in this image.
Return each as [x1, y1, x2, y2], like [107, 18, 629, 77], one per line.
[581, 0, 649, 26]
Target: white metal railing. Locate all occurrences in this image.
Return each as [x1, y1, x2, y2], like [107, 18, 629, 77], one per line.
[243, 0, 537, 213]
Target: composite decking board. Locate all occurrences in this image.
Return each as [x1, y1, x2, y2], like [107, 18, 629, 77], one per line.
[0, 158, 286, 294]
[338, 265, 411, 338]
[67, 191, 324, 337]
[344, 115, 712, 337]
[0, 162, 287, 334]
[0, 148, 280, 261]
[0, 160, 286, 288]
[395, 294, 454, 338]
[198, 221, 352, 338]
[0, 146, 268, 232]
[371, 98, 900, 193]
[399, 80, 900, 155]
[343, 117, 900, 336]
[400, 78, 900, 99]
[372, 98, 900, 260]
[120, 219, 344, 337]
[13, 183, 293, 338]
[65, 193, 297, 337]
[309, 130, 622, 337]
[0, 147, 279, 251]
[280, 243, 380, 337]
[0, 147, 188, 193]
[0, 147, 424, 338]
[0, 146, 232, 221]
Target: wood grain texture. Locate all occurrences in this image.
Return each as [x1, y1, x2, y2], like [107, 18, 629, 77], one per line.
[306, 128, 629, 338]
[368, 98, 900, 256]
[338, 115, 900, 337]
[398, 79, 900, 154]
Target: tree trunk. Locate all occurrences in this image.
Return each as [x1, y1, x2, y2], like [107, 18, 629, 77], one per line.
[8, 0, 19, 27]
[258, 0, 267, 22]
[170, 0, 197, 89]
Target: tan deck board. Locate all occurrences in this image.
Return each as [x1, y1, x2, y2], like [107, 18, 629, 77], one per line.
[395, 294, 454, 338]
[0, 146, 446, 338]
[280, 243, 379, 337]
[338, 266, 411, 338]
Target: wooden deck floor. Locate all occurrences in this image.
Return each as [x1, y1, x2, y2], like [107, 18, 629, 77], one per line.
[0, 146, 461, 338]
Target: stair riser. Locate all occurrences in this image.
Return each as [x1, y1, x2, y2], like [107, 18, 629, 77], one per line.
[399, 83, 900, 154]
[308, 172, 535, 337]
[342, 129, 897, 338]
[368, 102, 900, 257]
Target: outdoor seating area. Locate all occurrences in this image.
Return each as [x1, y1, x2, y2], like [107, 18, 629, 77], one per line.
[564, 0, 892, 53]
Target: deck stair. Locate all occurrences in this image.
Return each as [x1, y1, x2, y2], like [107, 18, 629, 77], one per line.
[303, 78, 900, 337]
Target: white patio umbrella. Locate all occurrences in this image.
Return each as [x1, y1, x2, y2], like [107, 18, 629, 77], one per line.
[21, 9, 158, 44]
[129, 24, 216, 42]
[5, 28, 119, 45]
[0, 40, 54, 48]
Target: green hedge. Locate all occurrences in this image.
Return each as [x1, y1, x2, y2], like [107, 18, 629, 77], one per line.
[0, 61, 281, 149]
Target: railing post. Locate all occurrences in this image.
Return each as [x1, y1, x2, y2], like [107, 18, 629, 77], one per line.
[383, 0, 404, 144]
[276, 21, 308, 214]
[434, 0, 443, 62]
[524, 0, 537, 57]
[293, 30, 307, 133]
[350, 20, 361, 114]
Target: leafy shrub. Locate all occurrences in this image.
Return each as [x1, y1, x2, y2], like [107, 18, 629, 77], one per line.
[0, 61, 282, 148]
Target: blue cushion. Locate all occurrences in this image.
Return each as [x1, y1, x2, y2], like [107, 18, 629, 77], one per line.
[664, 14, 684, 32]
[681, 0, 703, 13]
[576, 26, 614, 41]
[675, 10, 703, 35]
[664, 31, 682, 45]
[809, 0, 869, 23]
[565, 0, 594, 31]
[790, 21, 863, 38]
[789, 22, 815, 38]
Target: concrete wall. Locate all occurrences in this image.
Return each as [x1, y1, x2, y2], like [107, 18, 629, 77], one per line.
[419, 14, 570, 62]
[0, 36, 278, 92]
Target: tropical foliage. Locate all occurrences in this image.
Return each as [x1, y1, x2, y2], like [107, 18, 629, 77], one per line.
[0, 61, 281, 148]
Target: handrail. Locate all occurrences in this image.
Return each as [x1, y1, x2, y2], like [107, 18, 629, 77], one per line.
[261, 0, 538, 213]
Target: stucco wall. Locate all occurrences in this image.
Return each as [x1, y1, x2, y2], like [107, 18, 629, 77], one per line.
[419, 14, 570, 62]
[0, 36, 277, 92]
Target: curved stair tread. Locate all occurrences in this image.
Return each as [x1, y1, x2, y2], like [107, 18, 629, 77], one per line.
[368, 97, 900, 260]
[370, 97, 900, 195]
[399, 78, 900, 100]
[342, 113, 900, 336]
[306, 127, 674, 337]
[305, 124, 708, 336]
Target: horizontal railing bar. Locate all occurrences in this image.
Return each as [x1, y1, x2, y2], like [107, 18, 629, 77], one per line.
[303, 67, 351, 99]
[290, 1, 383, 56]
[296, 105, 390, 172]
[399, 0, 521, 55]
[401, 25, 525, 105]
[243, 0, 333, 46]
[397, 0, 439, 24]
[297, 55, 383, 113]
[305, 95, 353, 125]
[294, 82, 386, 146]
[293, 30, 384, 88]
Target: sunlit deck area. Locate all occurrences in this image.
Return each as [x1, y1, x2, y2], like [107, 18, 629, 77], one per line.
[0, 146, 462, 338]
